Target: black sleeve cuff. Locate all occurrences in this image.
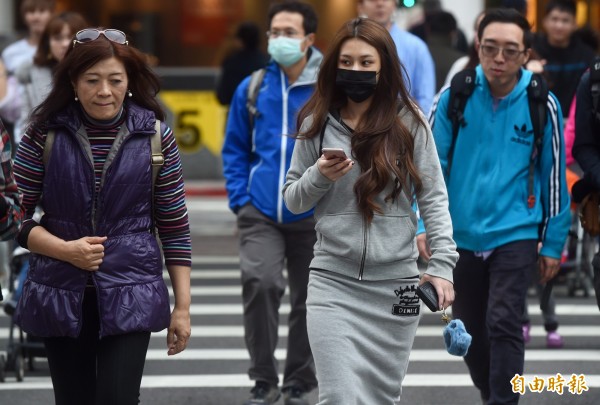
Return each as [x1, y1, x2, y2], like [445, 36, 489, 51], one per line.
[17, 221, 40, 249]
[0, 197, 7, 217]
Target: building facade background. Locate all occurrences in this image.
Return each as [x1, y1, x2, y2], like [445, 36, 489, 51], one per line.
[1, 0, 599, 181]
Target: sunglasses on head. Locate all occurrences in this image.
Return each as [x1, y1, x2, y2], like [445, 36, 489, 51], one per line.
[73, 29, 128, 47]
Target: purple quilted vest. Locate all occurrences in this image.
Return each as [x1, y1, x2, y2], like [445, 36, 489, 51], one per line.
[15, 103, 170, 338]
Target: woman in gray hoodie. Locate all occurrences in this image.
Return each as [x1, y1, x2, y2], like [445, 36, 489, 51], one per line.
[283, 18, 458, 404]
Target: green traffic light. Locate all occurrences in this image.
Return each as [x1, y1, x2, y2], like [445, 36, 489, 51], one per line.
[403, 0, 416, 7]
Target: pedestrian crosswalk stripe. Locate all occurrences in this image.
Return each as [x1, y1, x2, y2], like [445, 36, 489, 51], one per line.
[185, 286, 243, 295]
[176, 303, 599, 315]
[186, 199, 231, 212]
[4, 348, 598, 364]
[139, 348, 600, 361]
[139, 373, 600, 388]
[191, 255, 239, 264]
[166, 270, 240, 279]
[1, 374, 600, 389]
[0, 324, 599, 339]
[1, 303, 598, 318]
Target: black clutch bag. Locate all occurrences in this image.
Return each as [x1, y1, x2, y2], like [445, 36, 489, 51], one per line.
[417, 281, 439, 312]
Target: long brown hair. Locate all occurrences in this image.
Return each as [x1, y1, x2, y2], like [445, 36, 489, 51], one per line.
[31, 30, 164, 125]
[33, 12, 88, 67]
[297, 18, 424, 222]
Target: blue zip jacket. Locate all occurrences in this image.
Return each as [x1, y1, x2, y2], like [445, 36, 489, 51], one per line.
[222, 48, 322, 223]
[427, 65, 571, 259]
[389, 23, 435, 115]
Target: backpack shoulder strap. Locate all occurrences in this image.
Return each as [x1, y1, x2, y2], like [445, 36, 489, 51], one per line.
[590, 57, 600, 121]
[150, 119, 164, 235]
[43, 123, 164, 233]
[318, 117, 330, 155]
[446, 68, 476, 176]
[44, 124, 164, 181]
[42, 129, 55, 168]
[246, 68, 267, 129]
[151, 119, 164, 185]
[527, 73, 548, 139]
[526, 73, 549, 208]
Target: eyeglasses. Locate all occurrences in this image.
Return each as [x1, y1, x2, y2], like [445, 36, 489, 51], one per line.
[73, 29, 128, 47]
[266, 29, 300, 39]
[480, 44, 526, 61]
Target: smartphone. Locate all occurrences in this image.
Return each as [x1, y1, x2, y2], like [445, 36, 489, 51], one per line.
[416, 281, 439, 312]
[322, 147, 348, 160]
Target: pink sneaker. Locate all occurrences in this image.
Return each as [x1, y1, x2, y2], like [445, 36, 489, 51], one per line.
[522, 323, 531, 343]
[547, 331, 564, 348]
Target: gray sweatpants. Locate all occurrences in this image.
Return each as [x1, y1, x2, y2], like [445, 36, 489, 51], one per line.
[307, 269, 421, 404]
[237, 203, 317, 390]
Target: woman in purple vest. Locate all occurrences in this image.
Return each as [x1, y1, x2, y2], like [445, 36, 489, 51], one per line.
[11, 28, 192, 405]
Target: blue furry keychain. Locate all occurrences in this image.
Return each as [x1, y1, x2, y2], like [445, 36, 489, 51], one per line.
[441, 309, 472, 357]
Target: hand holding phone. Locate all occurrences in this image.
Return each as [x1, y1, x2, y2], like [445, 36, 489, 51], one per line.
[318, 147, 353, 182]
[322, 148, 347, 161]
[416, 281, 440, 312]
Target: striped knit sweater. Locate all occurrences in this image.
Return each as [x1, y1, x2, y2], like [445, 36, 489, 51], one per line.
[13, 110, 191, 267]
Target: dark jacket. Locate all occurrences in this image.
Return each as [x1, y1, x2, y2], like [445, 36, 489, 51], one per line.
[533, 34, 596, 116]
[216, 48, 269, 105]
[14, 103, 171, 338]
[573, 71, 600, 201]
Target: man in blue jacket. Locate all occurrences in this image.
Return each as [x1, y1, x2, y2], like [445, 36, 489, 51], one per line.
[424, 8, 570, 404]
[357, 0, 436, 114]
[221, 2, 320, 404]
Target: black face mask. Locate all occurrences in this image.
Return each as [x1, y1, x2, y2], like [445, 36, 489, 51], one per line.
[335, 69, 377, 103]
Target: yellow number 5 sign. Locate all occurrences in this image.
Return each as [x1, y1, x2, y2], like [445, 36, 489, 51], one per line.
[159, 90, 227, 155]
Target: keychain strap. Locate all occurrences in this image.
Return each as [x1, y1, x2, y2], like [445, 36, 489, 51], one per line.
[441, 308, 451, 324]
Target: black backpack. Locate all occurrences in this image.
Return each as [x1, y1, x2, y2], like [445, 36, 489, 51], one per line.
[246, 68, 267, 129]
[245, 67, 329, 155]
[447, 68, 548, 208]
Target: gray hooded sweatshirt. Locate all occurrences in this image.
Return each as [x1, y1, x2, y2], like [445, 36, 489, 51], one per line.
[283, 106, 458, 282]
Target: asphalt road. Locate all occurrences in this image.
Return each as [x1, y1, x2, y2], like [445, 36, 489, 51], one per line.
[0, 195, 599, 404]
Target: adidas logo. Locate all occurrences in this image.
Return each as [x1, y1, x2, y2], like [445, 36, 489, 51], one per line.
[514, 123, 534, 138]
[511, 123, 533, 146]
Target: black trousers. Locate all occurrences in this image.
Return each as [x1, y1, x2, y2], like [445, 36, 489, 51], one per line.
[592, 253, 600, 310]
[452, 240, 537, 405]
[43, 288, 151, 405]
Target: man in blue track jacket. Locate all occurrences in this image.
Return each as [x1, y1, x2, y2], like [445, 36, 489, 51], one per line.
[424, 9, 570, 404]
[221, 2, 321, 404]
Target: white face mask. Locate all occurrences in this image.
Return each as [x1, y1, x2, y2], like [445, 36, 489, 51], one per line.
[268, 36, 306, 67]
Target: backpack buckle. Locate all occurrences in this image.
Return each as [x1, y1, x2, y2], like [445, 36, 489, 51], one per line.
[151, 153, 164, 166]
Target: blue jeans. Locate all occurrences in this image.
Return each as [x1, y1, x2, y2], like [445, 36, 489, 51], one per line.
[452, 240, 537, 405]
